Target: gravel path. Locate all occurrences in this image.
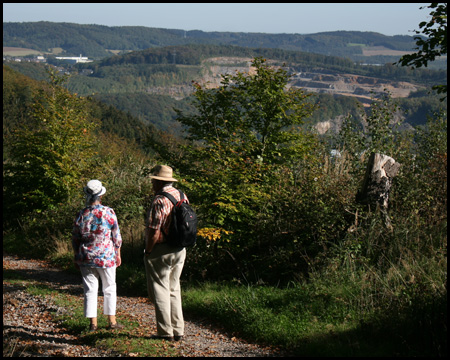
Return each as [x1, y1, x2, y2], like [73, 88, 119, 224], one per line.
[3, 255, 280, 357]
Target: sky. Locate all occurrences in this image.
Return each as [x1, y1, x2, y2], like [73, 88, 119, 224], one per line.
[3, 3, 431, 37]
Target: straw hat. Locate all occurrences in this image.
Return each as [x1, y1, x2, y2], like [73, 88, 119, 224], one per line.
[83, 179, 106, 197]
[148, 165, 178, 182]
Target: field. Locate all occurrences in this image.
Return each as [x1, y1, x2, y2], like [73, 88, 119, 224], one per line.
[362, 46, 415, 56]
[3, 47, 43, 56]
[3, 46, 64, 56]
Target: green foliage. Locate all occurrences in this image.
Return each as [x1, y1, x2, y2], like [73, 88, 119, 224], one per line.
[334, 91, 408, 161]
[2, 65, 162, 260]
[397, 3, 447, 98]
[2, 65, 38, 138]
[179, 58, 316, 162]
[3, 67, 98, 224]
[394, 110, 447, 222]
[305, 93, 361, 126]
[7, 45, 446, 135]
[364, 91, 403, 156]
[398, 92, 447, 126]
[175, 58, 318, 271]
[183, 263, 446, 357]
[86, 43, 445, 84]
[85, 97, 157, 150]
[397, 3, 447, 68]
[93, 92, 195, 134]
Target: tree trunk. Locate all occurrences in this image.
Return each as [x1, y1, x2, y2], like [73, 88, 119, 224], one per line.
[356, 152, 401, 230]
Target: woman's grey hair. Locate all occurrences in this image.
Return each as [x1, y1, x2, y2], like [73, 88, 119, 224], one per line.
[85, 194, 102, 207]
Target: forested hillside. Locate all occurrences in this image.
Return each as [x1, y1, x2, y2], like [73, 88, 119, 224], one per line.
[3, 65, 165, 152]
[4, 21, 442, 67]
[5, 43, 446, 134]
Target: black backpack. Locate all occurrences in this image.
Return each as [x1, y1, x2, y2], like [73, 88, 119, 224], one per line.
[158, 190, 197, 248]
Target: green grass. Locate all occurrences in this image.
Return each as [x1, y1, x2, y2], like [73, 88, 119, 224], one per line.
[182, 281, 365, 356]
[347, 43, 367, 47]
[182, 276, 446, 357]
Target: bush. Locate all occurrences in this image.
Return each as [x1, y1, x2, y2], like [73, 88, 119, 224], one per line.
[3, 68, 97, 227]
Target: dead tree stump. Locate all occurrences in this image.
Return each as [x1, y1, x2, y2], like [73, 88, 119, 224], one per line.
[356, 152, 401, 230]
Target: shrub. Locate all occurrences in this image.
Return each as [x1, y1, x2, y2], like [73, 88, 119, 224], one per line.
[3, 68, 97, 227]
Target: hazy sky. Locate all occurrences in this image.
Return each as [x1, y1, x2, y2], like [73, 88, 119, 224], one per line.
[3, 3, 431, 36]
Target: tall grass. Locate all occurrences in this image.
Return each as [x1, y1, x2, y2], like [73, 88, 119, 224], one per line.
[180, 207, 447, 356]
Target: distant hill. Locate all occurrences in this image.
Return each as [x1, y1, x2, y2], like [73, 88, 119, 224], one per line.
[4, 20, 447, 137]
[4, 41, 446, 134]
[2, 21, 434, 66]
[7, 43, 445, 100]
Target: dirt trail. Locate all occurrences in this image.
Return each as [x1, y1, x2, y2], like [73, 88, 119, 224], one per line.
[3, 254, 280, 357]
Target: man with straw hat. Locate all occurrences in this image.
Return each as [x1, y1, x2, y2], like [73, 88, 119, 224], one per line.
[144, 165, 187, 341]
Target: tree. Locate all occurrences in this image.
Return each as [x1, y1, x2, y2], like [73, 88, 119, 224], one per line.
[174, 57, 317, 246]
[396, 3, 447, 99]
[3, 67, 97, 224]
[177, 57, 316, 165]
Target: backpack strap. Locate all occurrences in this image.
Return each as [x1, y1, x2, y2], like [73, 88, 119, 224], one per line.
[158, 190, 185, 206]
[158, 191, 176, 205]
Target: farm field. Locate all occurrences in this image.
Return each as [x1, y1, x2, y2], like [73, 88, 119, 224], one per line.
[3, 46, 64, 56]
[3, 47, 43, 56]
[362, 46, 415, 57]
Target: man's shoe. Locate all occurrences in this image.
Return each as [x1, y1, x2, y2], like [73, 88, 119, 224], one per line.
[108, 322, 125, 330]
[173, 335, 184, 341]
[150, 334, 174, 341]
[89, 324, 98, 332]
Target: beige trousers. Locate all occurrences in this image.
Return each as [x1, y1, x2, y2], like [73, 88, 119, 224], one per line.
[144, 243, 186, 337]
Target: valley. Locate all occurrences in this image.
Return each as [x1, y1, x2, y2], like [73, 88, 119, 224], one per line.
[3, 40, 446, 135]
[148, 56, 422, 104]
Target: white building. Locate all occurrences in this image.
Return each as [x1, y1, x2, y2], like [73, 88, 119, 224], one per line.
[55, 54, 92, 64]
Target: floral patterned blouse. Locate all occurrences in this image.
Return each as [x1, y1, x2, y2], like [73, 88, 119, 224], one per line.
[72, 204, 122, 268]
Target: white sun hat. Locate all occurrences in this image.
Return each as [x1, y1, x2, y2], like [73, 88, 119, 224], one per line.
[83, 179, 106, 197]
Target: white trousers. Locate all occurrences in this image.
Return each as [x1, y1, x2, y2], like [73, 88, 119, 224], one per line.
[80, 266, 117, 318]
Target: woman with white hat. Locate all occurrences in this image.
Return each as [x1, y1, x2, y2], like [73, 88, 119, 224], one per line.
[72, 179, 124, 332]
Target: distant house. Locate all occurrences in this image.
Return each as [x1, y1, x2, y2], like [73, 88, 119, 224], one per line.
[80, 69, 94, 76]
[55, 54, 92, 64]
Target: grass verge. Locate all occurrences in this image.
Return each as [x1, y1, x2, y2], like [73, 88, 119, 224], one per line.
[182, 278, 446, 357]
[182, 281, 367, 356]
